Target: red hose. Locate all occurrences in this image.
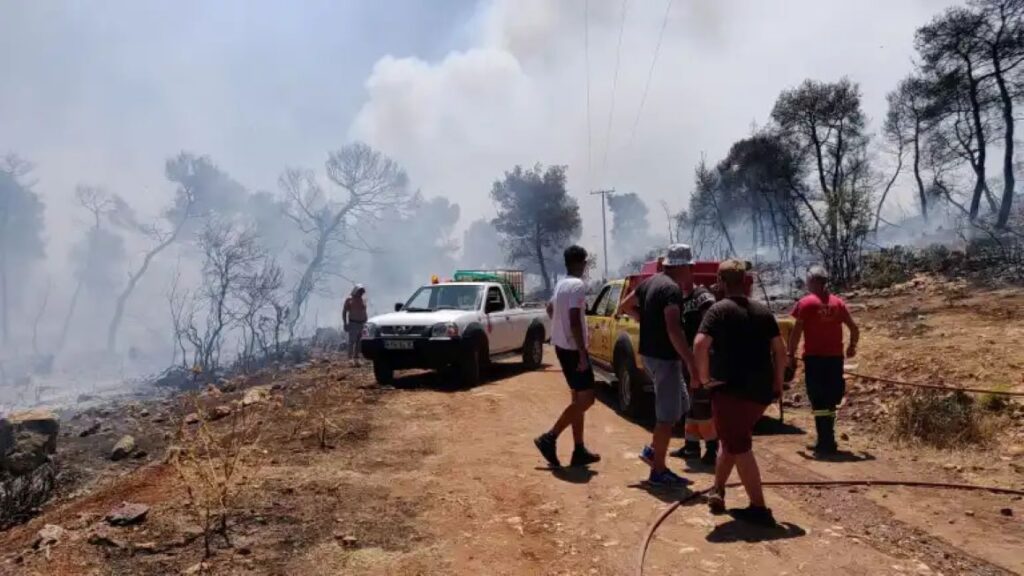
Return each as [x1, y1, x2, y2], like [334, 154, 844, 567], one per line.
[843, 370, 1024, 397]
[636, 480, 1024, 576]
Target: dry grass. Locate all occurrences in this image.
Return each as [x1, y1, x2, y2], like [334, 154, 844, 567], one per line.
[169, 394, 268, 559]
[891, 390, 1003, 448]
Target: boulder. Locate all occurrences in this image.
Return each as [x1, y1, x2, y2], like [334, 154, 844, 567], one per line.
[1, 409, 59, 475]
[105, 502, 150, 526]
[34, 524, 65, 549]
[242, 386, 272, 407]
[2, 409, 59, 453]
[110, 435, 136, 461]
[78, 421, 102, 437]
[209, 405, 232, 421]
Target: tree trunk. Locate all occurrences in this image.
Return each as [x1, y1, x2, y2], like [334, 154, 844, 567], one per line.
[56, 280, 83, 354]
[288, 233, 328, 336]
[993, 54, 1016, 228]
[965, 69, 989, 220]
[534, 224, 551, 294]
[913, 120, 928, 222]
[875, 143, 904, 232]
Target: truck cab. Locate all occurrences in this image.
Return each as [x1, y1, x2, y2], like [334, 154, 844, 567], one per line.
[586, 259, 794, 418]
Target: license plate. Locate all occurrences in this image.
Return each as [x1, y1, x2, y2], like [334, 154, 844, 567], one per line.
[384, 340, 414, 350]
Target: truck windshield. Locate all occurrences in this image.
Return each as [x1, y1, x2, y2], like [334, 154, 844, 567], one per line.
[403, 285, 483, 312]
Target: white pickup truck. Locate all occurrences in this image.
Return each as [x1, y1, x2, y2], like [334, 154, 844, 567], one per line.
[360, 279, 550, 386]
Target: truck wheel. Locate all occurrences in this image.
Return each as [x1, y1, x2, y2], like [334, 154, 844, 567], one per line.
[614, 354, 644, 418]
[373, 360, 394, 386]
[522, 328, 544, 370]
[459, 338, 483, 387]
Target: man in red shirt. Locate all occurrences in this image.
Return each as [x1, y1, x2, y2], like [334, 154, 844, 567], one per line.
[788, 266, 860, 455]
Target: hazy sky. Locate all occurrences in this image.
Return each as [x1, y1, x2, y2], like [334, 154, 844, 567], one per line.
[1, 0, 959, 260]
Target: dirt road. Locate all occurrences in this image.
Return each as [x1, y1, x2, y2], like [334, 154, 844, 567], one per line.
[333, 349, 1024, 576]
[2, 345, 1022, 576]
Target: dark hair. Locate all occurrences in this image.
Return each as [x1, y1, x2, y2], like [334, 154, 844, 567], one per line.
[564, 245, 588, 268]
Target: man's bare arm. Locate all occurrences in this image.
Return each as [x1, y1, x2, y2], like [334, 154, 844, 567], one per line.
[842, 308, 860, 358]
[694, 333, 712, 385]
[771, 335, 787, 397]
[787, 318, 803, 365]
[569, 307, 588, 370]
[617, 290, 640, 321]
[663, 305, 695, 370]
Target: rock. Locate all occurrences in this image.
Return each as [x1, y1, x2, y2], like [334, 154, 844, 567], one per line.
[205, 384, 222, 398]
[34, 524, 65, 549]
[139, 409, 150, 418]
[133, 541, 159, 554]
[106, 502, 150, 526]
[184, 413, 200, 425]
[1, 409, 60, 475]
[78, 421, 102, 437]
[840, 433, 850, 441]
[87, 526, 125, 548]
[2, 430, 54, 475]
[1001, 508, 1014, 517]
[111, 435, 136, 461]
[965, 510, 976, 517]
[132, 450, 148, 460]
[242, 386, 272, 407]
[209, 405, 233, 421]
[183, 562, 209, 575]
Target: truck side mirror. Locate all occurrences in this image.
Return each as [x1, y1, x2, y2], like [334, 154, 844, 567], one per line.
[394, 302, 404, 312]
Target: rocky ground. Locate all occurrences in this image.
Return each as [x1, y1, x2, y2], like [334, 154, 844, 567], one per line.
[0, 274, 1022, 575]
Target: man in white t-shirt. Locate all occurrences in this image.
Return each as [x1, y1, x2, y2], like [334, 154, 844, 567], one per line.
[534, 245, 601, 469]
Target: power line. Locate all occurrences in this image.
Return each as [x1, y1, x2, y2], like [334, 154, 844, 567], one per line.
[590, 188, 615, 280]
[584, 0, 593, 190]
[628, 0, 674, 152]
[601, 0, 630, 180]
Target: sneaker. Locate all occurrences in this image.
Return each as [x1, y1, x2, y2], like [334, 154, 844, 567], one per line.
[731, 505, 777, 528]
[570, 446, 601, 467]
[534, 433, 561, 468]
[707, 486, 726, 514]
[648, 468, 687, 487]
[670, 440, 701, 459]
[639, 445, 655, 467]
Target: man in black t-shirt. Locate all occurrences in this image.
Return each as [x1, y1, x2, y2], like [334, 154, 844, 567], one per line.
[694, 259, 787, 527]
[618, 244, 699, 488]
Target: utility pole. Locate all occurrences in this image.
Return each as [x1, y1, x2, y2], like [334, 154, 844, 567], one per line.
[590, 188, 614, 280]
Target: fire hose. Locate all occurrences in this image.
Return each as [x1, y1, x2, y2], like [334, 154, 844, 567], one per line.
[636, 480, 1024, 576]
[636, 368, 1024, 575]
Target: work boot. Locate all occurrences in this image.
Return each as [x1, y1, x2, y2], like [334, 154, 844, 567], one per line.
[811, 416, 838, 454]
[701, 440, 719, 466]
[671, 440, 701, 459]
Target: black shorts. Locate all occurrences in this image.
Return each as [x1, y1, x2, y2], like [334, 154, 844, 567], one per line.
[804, 356, 845, 409]
[554, 346, 595, 391]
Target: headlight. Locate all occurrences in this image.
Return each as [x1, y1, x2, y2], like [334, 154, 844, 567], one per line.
[362, 323, 379, 338]
[430, 322, 459, 338]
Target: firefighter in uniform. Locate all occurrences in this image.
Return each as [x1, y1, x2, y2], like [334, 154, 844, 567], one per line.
[788, 266, 860, 455]
[668, 246, 719, 465]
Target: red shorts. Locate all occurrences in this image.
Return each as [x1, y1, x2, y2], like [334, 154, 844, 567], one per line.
[711, 392, 767, 455]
